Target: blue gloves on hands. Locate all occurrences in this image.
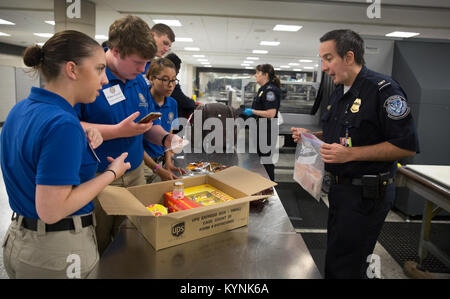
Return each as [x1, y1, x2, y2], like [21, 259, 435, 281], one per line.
[243, 108, 253, 116]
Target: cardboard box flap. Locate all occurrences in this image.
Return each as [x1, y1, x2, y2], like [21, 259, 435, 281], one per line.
[97, 185, 150, 216]
[210, 166, 277, 196]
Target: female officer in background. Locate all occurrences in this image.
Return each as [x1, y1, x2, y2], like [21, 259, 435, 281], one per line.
[243, 64, 281, 181]
[1, 30, 130, 278]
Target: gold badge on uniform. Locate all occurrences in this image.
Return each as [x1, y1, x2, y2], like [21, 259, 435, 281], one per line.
[350, 98, 361, 113]
[327, 105, 331, 111]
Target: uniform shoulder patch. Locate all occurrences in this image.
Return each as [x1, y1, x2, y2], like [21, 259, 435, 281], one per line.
[384, 95, 410, 120]
[266, 91, 276, 102]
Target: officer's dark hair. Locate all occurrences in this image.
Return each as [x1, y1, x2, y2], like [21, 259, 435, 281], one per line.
[146, 57, 176, 79]
[106, 15, 157, 60]
[23, 30, 101, 82]
[151, 23, 176, 43]
[320, 29, 365, 66]
[165, 53, 181, 74]
[256, 64, 281, 88]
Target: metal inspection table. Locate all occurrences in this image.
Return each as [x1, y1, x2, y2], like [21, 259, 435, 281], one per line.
[395, 165, 450, 269]
[88, 152, 321, 278]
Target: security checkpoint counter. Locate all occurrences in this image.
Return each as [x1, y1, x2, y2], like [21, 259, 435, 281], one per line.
[88, 153, 321, 279]
[395, 164, 450, 270]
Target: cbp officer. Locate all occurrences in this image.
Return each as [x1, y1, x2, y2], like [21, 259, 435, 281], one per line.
[1, 31, 130, 278]
[243, 64, 281, 181]
[292, 29, 419, 279]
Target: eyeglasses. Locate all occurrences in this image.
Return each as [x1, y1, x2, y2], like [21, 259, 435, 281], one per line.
[155, 77, 179, 86]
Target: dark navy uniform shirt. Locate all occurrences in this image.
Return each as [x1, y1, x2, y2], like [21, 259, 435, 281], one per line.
[321, 65, 419, 177]
[252, 81, 281, 155]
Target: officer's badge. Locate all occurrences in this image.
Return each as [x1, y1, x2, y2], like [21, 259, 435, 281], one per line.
[258, 91, 263, 97]
[350, 98, 361, 113]
[384, 95, 410, 120]
[266, 91, 276, 102]
[168, 112, 174, 121]
[327, 105, 331, 111]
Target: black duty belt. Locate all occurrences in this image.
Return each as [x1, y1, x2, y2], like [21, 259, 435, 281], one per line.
[327, 172, 394, 186]
[12, 213, 93, 232]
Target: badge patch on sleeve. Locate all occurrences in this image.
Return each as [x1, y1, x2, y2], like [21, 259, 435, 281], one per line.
[266, 91, 276, 102]
[384, 95, 410, 120]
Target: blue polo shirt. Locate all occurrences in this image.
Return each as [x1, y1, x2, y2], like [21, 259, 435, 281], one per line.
[143, 95, 178, 158]
[75, 66, 161, 172]
[0, 87, 97, 219]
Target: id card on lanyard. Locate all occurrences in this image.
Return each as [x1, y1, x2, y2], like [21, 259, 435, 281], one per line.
[340, 127, 352, 147]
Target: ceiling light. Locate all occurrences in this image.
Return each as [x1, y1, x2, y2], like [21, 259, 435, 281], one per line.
[385, 31, 420, 38]
[197, 59, 208, 62]
[280, 65, 291, 68]
[45, 20, 55, 26]
[36, 42, 45, 46]
[241, 64, 250, 66]
[184, 47, 200, 51]
[245, 66, 253, 70]
[201, 62, 210, 65]
[260, 41, 280, 46]
[0, 32, 11, 37]
[95, 35, 108, 40]
[288, 63, 300, 66]
[274, 67, 281, 71]
[299, 59, 313, 63]
[152, 19, 182, 27]
[303, 66, 314, 69]
[273, 25, 302, 32]
[293, 68, 302, 71]
[176, 37, 193, 42]
[252, 50, 268, 54]
[204, 65, 212, 68]
[34, 33, 53, 38]
[246, 57, 259, 60]
[0, 19, 15, 25]
[243, 61, 254, 64]
[193, 55, 205, 58]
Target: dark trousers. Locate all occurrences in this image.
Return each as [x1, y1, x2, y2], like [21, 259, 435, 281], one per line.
[324, 183, 394, 279]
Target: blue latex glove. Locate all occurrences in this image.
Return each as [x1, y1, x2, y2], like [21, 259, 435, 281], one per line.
[243, 108, 253, 116]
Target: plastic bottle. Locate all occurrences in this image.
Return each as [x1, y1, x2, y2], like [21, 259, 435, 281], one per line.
[173, 181, 184, 199]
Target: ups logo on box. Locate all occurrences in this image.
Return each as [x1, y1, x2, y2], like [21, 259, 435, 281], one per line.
[171, 222, 185, 237]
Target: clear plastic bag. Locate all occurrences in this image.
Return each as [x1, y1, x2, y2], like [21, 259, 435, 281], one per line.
[293, 132, 325, 201]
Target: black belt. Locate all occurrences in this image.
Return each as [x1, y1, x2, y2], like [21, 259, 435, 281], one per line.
[328, 173, 394, 186]
[12, 213, 93, 232]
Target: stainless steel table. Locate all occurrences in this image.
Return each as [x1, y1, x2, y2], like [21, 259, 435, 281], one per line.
[88, 153, 321, 278]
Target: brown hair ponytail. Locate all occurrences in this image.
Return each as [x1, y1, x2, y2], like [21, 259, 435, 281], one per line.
[23, 30, 101, 82]
[256, 64, 281, 88]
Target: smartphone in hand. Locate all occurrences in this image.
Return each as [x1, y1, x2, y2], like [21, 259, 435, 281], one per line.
[138, 112, 162, 124]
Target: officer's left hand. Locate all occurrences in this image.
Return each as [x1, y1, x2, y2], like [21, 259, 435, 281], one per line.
[320, 143, 351, 163]
[85, 127, 103, 149]
[243, 108, 253, 116]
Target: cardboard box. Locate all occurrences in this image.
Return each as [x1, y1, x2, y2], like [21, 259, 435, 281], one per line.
[97, 166, 277, 250]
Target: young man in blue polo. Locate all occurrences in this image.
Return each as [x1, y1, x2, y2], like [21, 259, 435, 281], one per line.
[76, 15, 182, 255]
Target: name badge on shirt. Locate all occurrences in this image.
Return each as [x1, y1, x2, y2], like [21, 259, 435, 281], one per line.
[103, 84, 126, 106]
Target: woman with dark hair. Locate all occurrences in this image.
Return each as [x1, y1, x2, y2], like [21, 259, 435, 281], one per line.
[1, 30, 131, 278]
[243, 64, 281, 181]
